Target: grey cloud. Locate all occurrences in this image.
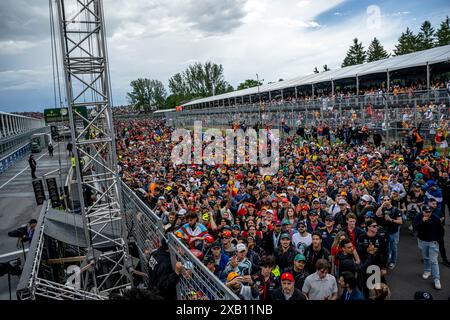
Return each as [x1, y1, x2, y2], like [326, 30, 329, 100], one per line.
[181, 0, 248, 34]
[0, 0, 49, 41]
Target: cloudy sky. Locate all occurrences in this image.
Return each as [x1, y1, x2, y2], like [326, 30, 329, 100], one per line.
[1, 0, 449, 112]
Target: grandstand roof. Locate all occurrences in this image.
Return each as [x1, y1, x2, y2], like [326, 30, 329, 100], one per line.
[181, 44, 450, 107]
[153, 108, 176, 113]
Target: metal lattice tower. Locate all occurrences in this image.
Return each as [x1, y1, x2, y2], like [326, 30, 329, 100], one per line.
[54, 0, 131, 294]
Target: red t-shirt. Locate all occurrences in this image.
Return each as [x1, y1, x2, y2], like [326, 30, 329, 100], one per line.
[347, 228, 356, 247]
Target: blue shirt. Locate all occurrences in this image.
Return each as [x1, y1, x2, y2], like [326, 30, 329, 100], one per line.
[341, 288, 365, 300]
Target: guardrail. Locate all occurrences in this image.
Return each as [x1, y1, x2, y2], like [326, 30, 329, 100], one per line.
[167, 233, 239, 300]
[121, 182, 166, 280]
[120, 181, 239, 300]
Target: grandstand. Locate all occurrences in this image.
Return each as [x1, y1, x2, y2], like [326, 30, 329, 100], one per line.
[180, 45, 450, 110]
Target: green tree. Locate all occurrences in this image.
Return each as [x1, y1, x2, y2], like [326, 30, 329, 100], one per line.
[417, 20, 436, 50]
[341, 38, 366, 67]
[323, 65, 330, 71]
[168, 61, 233, 101]
[394, 27, 419, 55]
[436, 16, 450, 46]
[366, 37, 390, 62]
[237, 79, 262, 90]
[165, 94, 186, 109]
[126, 78, 167, 112]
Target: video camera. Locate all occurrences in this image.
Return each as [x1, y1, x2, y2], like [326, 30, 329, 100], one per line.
[0, 258, 22, 277]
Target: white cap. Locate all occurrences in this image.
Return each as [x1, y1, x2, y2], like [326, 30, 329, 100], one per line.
[236, 243, 247, 252]
[178, 208, 187, 216]
[287, 186, 294, 191]
[361, 195, 372, 202]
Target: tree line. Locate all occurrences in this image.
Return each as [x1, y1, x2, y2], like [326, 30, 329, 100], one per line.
[340, 17, 450, 68]
[127, 17, 450, 111]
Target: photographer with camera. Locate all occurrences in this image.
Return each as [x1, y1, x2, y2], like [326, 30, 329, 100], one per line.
[8, 219, 37, 244]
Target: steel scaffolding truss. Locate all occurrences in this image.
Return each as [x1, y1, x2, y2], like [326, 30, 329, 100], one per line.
[54, 0, 131, 294]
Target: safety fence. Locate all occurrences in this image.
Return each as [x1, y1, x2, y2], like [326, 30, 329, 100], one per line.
[121, 183, 166, 279]
[121, 182, 239, 300]
[167, 233, 239, 300]
[170, 89, 450, 144]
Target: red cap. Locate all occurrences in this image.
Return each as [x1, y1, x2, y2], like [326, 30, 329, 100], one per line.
[237, 207, 248, 216]
[204, 235, 214, 243]
[281, 272, 294, 282]
[222, 231, 232, 238]
[282, 198, 289, 203]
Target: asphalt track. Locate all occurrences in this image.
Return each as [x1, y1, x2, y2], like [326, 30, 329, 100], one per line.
[0, 143, 69, 300]
[0, 142, 448, 300]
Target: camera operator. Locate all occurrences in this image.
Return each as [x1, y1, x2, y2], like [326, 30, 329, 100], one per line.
[8, 219, 38, 243]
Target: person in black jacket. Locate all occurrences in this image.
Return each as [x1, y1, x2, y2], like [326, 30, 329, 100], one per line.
[271, 272, 307, 300]
[28, 155, 37, 179]
[251, 255, 279, 302]
[274, 233, 297, 272]
[413, 205, 443, 290]
[356, 219, 387, 297]
[304, 232, 330, 274]
[262, 221, 282, 255]
[284, 254, 309, 291]
[335, 238, 362, 278]
[147, 239, 182, 299]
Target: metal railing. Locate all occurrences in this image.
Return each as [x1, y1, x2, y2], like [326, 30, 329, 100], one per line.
[167, 233, 239, 300]
[121, 182, 165, 280]
[121, 182, 238, 300]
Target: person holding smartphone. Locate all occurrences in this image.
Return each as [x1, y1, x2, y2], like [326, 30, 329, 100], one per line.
[413, 205, 443, 290]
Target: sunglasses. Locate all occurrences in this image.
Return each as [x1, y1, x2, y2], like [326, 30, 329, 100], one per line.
[318, 269, 328, 273]
[370, 224, 378, 228]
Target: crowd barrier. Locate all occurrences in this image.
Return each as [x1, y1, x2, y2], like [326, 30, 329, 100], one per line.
[120, 181, 239, 300]
[167, 233, 239, 300]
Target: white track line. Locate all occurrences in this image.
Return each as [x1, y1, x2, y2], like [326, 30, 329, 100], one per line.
[0, 248, 29, 260]
[0, 149, 50, 190]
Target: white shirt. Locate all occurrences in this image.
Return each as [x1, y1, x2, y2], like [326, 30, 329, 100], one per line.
[292, 232, 312, 254]
[302, 272, 338, 300]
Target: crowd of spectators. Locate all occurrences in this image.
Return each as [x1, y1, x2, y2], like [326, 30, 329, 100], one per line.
[112, 105, 140, 117]
[11, 111, 44, 119]
[115, 112, 449, 300]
